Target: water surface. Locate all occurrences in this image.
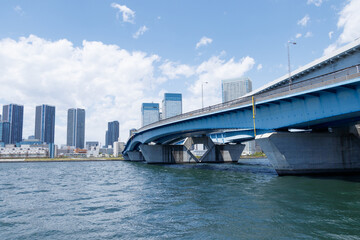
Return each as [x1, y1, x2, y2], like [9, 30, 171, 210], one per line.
[1, 160, 359, 239]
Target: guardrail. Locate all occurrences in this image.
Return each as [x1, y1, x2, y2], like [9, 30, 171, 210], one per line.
[136, 64, 360, 133]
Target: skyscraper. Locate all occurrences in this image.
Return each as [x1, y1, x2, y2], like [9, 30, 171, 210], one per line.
[2, 104, 24, 144]
[141, 103, 159, 127]
[221, 77, 252, 102]
[67, 108, 85, 149]
[162, 93, 182, 119]
[35, 104, 56, 144]
[105, 121, 119, 148]
[0, 122, 10, 144]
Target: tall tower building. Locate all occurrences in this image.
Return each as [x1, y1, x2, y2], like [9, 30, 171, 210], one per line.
[141, 103, 159, 127]
[2, 104, 24, 144]
[67, 108, 85, 149]
[0, 122, 10, 144]
[162, 93, 182, 119]
[221, 77, 252, 103]
[105, 121, 119, 148]
[35, 104, 55, 144]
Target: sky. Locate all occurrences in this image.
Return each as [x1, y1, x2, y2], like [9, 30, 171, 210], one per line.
[0, 0, 360, 146]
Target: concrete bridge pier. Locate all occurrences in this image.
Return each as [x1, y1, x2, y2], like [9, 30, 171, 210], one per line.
[256, 130, 360, 175]
[139, 136, 244, 164]
[123, 154, 131, 161]
[127, 151, 145, 162]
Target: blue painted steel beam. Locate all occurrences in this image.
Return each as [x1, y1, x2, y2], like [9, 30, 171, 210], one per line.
[124, 76, 360, 153]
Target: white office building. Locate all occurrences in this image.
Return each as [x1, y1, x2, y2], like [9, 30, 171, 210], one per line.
[222, 77, 252, 103]
[162, 93, 182, 119]
[141, 103, 160, 127]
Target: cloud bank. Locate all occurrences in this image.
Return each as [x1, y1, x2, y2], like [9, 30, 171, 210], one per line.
[0, 35, 256, 145]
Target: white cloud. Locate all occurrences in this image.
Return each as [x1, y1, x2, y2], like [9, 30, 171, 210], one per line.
[159, 61, 195, 80]
[337, 0, 360, 45]
[257, 64, 263, 70]
[307, 0, 323, 7]
[305, 31, 313, 38]
[0, 35, 258, 145]
[186, 56, 255, 110]
[296, 33, 302, 39]
[297, 15, 310, 27]
[196, 36, 213, 49]
[111, 3, 135, 23]
[133, 25, 149, 39]
[328, 31, 334, 39]
[14, 5, 24, 15]
[0, 35, 159, 145]
[323, 0, 360, 55]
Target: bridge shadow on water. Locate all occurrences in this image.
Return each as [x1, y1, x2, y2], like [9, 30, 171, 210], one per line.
[129, 159, 360, 183]
[129, 158, 277, 179]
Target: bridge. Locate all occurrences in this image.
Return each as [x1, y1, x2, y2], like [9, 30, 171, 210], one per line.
[123, 38, 360, 175]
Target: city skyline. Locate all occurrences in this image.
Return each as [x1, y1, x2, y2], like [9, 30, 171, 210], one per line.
[0, 0, 359, 145]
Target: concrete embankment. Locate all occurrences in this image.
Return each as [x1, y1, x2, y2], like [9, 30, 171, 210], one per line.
[0, 158, 123, 163]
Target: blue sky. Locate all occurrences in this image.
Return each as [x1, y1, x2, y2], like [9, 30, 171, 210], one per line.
[0, 0, 359, 145]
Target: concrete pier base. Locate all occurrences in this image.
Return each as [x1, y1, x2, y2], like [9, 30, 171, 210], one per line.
[140, 144, 190, 163]
[123, 154, 130, 161]
[256, 131, 360, 175]
[127, 151, 145, 162]
[140, 137, 244, 164]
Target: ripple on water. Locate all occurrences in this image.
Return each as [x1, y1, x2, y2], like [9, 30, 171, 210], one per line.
[0, 161, 359, 240]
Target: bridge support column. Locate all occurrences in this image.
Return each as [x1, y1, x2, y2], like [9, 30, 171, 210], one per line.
[140, 137, 244, 164]
[214, 144, 245, 163]
[256, 131, 360, 175]
[139, 144, 190, 163]
[127, 151, 145, 162]
[123, 154, 130, 161]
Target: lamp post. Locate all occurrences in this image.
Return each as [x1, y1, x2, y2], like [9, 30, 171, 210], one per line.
[287, 41, 296, 90]
[201, 81, 208, 108]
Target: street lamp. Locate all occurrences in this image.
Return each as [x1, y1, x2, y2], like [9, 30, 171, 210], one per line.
[201, 81, 208, 108]
[287, 41, 296, 90]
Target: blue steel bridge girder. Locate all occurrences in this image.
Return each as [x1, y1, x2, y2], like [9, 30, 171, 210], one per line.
[124, 77, 360, 153]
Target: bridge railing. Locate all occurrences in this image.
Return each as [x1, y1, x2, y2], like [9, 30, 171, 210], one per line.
[136, 64, 360, 134]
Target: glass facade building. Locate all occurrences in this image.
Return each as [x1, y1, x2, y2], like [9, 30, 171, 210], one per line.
[221, 77, 252, 103]
[35, 104, 55, 144]
[141, 103, 159, 127]
[105, 121, 119, 148]
[67, 108, 85, 149]
[2, 104, 24, 144]
[0, 122, 10, 145]
[162, 93, 182, 119]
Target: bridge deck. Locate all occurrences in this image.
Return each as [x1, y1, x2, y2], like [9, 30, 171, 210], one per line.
[137, 64, 360, 133]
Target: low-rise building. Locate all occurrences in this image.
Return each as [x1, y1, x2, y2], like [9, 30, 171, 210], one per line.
[0, 144, 49, 158]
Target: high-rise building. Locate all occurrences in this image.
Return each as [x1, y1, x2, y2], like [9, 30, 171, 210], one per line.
[66, 108, 85, 149]
[0, 122, 10, 144]
[105, 121, 119, 148]
[141, 103, 159, 127]
[35, 104, 55, 144]
[221, 77, 252, 103]
[162, 93, 182, 119]
[2, 104, 24, 144]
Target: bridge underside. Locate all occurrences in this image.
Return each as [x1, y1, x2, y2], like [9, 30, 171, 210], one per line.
[123, 62, 360, 175]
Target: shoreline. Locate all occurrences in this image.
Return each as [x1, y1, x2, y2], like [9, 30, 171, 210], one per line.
[0, 158, 123, 163]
